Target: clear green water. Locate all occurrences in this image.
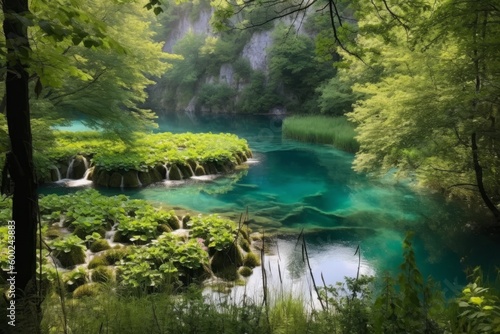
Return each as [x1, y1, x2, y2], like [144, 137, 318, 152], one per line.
[45, 114, 500, 296]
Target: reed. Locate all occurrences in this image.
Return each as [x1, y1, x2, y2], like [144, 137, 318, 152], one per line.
[282, 115, 359, 153]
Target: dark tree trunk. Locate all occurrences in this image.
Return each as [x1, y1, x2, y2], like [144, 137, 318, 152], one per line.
[2, 0, 41, 330]
[471, 132, 500, 223]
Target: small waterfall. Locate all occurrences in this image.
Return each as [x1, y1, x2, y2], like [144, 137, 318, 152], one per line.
[178, 168, 183, 179]
[66, 159, 75, 179]
[52, 166, 62, 181]
[105, 224, 119, 248]
[120, 176, 124, 189]
[82, 156, 89, 170]
[82, 169, 91, 180]
[187, 164, 195, 177]
[165, 164, 170, 180]
[136, 172, 142, 187]
[51, 256, 64, 269]
[65, 168, 93, 187]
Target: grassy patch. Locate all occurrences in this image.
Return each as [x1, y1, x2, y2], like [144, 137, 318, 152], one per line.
[282, 116, 359, 153]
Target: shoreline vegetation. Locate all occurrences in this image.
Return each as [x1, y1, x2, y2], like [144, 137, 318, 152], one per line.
[282, 116, 359, 153]
[4, 230, 498, 334]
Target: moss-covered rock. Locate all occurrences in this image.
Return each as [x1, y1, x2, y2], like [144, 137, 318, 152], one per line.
[168, 164, 183, 180]
[211, 244, 244, 273]
[103, 248, 129, 264]
[243, 251, 260, 268]
[88, 255, 109, 269]
[50, 168, 61, 181]
[138, 171, 152, 186]
[73, 283, 101, 298]
[157, 224, 172, 233]
[178, 164, 193, 178]
[63, 269, 87, 292]
[204, 162, 218, 174]
[215, 265, 239, 281]
[122, 170, 141, 187]
[239, 266, 253, 277]
[91, 266, 114, 283]
[71, 155, 88, 179]
[73, 226, 106, 240]
[149, 167, 163, 182]
[155, 164, 167, 179]
[194, 164, 206, 176]
[109, 172, 122, 188]
[239, 238, 251, 252]
[95, 170, 110, 187]
[45, 227, 64, 240]
[90, 239, 111, 253]
[54, 248, 86, 268]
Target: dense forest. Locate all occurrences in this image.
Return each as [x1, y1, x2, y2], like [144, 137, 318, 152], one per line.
[1, 0, 500, 333]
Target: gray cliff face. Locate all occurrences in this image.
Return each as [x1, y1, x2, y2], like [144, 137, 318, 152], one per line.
[162, 8, 213, 53]
[241, 31, 272, 72]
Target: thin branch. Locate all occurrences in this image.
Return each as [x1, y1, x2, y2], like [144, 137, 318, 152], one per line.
[49, 69, 107, 102]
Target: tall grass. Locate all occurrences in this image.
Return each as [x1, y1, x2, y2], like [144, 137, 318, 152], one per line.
[282, 115, 359, 153]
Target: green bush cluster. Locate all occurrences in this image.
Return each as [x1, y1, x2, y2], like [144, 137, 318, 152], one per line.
[187, 214, 238, 252]
[116, 233, 209, 290]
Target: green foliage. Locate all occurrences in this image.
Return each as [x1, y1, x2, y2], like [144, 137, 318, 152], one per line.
[236, 71, 278, 113]
[43, 130, 250, 177]
[187, 214, 238, 251]
[117, 233, 208, 290]
[267, 24, 336, 113]
[282, 116, 359, 152]
[197, 83, 236, 112]
[337, 0, 500, 210]
[51, 235, 87, 267]
[63, 268, 87, 293]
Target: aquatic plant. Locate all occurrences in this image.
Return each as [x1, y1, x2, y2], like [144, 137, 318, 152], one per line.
[282, 116, 359, 153]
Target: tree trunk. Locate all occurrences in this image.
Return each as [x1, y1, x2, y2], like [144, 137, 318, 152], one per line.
[471, 132, 500, 223]
[2, 0, 41, 331]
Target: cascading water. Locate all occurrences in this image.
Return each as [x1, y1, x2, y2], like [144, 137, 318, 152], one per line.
[120, 176, 124, 189]
[136, 172, 143, 187]
[52, 166, 62, 181]
[165, 164, 170, 180]
[66, 159, 75, 179]
[187, 164, 195, 177]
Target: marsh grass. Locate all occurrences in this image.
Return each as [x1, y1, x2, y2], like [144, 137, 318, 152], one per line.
[282, 116, 359, 153]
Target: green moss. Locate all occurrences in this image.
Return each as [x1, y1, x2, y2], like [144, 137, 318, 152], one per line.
[90, 239, 111, 253]
[91, 266, 114, 283]
[211, 244, 244, 273]
[239, 266, 253, 277]
[103, 248, 129, 264]
[88, 255, 109, 269]
[158, 224, 172, 233]
[243, 251, 260, 268]
[239, 238, 251, 252]
[54, 248, 86, 268]
[63, 268, 87, 292]
[215, 265, 239, 281]
[109, 172, 122, 188]
[73, 283, 101, 298]
[169, 165, 183, 180]
[122, 171, 141, 188]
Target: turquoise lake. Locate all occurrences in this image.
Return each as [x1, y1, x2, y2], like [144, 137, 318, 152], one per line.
[45, 114, 500, 297]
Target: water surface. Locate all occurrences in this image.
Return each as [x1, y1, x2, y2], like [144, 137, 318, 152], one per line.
[45, 113, 500, 298]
